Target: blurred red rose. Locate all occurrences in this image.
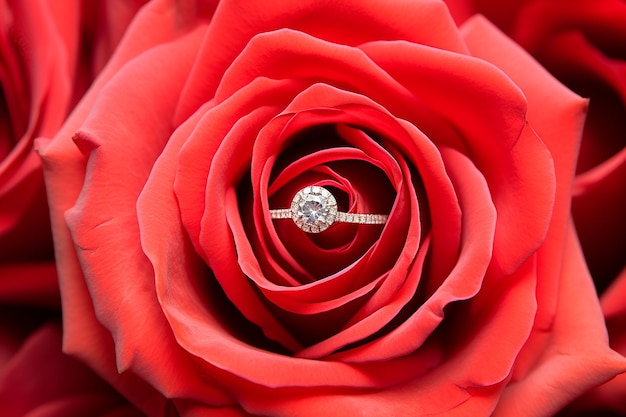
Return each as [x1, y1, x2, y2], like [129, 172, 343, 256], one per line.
[0, 312, 148, 417]
[0, 0, 147, 307]
[38, 0, 626, 416]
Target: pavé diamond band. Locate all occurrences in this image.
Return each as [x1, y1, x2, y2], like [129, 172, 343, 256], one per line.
[269, 185, 388, 233]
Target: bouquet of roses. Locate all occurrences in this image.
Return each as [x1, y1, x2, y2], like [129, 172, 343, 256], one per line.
[1, 0, 625, 416]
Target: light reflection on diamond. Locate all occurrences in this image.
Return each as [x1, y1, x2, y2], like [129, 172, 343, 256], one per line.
[290, 186, 337, 233]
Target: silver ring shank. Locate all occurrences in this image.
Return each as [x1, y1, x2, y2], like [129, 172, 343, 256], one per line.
[269, 209, 387, 225]
[268, 209, 292, 219]
[336, 212, 388, 224]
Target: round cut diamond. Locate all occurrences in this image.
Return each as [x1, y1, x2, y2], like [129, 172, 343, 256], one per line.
[290, 186, 337, 233]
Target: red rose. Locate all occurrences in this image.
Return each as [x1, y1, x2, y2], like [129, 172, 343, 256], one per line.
[0, 314, 146, 417]
[38, 1, 626, 416]
[0, 0, 147, 307]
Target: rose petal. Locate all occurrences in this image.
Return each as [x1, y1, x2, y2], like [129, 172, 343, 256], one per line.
[491, 223, 626, 417]
[64, 22, 206, 373]
[37, 2, 217, 411]
[461, 12, 587, 339]
[175, 0, 467, 120]
[332, 146, 497, 363]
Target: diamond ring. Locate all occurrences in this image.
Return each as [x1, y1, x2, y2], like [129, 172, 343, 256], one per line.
[269, 185, 388, 233]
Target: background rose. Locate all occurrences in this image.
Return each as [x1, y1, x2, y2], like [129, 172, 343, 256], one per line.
[0, 312, 147, 417]
[1, 1, 153, 415]
[0, 0, 148, 307]
[39, 0, 625, 416]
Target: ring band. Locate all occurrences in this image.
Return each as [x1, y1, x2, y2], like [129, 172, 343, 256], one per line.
[269, 185, 388, 233]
